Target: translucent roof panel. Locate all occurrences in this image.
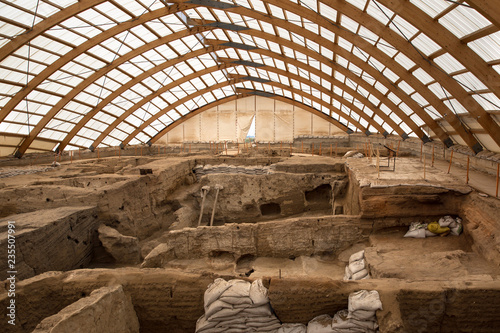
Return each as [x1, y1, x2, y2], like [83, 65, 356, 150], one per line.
[0, 0, 498, 156]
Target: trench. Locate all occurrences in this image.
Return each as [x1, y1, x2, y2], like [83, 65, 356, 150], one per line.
[0, 155, 499, 333]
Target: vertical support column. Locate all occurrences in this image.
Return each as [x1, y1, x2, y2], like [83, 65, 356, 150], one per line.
[447, 151, 454, 174]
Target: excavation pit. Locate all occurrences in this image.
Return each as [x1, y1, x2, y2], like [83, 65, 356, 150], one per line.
[1, 154, 499, 333]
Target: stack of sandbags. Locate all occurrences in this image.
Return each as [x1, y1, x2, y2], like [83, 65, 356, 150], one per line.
[438, 215, 463, 236]
[306, 290, 382, 333]
[277, 324, 307, 333]
[404, 216, 463, 238]
[193, 165, 274, 180]
[343, 250, 370, 281]
[196, 278, 282, 333]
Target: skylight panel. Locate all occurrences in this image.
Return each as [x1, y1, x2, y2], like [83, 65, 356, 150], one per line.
[319, 27, 335, 41]
[412, 68, 434, 85]
[250, 0, 267, 14]
[353, 46, 369, 61]
[388, 15, 419, 39]
[428, 82, 450, 99]
[411, 33, 441, 56]
[468, 32, 500, 62]
[443, 98, 468, 114]
[145, 19, 172, 37]
[382, 67, 399, 83]
[95, 2, 132, 22]
[366, 0, 393, 25]
[409, 0, 451, 19]
[411, 92, 428, 106]
[439, 5, 491, 39]
[358, 26, 378, 46]
[433, 53, 466, 74]
[394, 52, 415, 70]
[362, 72, 376, 85]
[319, 2, 337, 22]
[346, 0, 367, 11]
[340, 15, 359, 33]
[374, 82, 388, 95]
[161, 14, 185, 32]
[377, 39, 398, 58]
[261, 21, 276, 35]
[454, 72, 488, 92]
[336, 55, 349, 68]
[300, 0, 318, 11]
[338, 37, 353, 52]
[398, 80, 415, 95]
[269, 4, 285, 19]
[473, 93, 500, 110]
[368, 94, 380, 106]
[367, 56, 385, 72]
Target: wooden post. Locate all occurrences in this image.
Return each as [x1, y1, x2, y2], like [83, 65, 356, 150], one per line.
[319, 142, 322, 155]
[466, 156, 470, 184]
[447, 150, 453, 174]
[70, 151, 73, 164]
[280, 141, 283, 150]
[431, 144, 435, 167]
[376, 148, 380, 179]
[496, 163, 499, 198]
[423, 153, 426, 180]
[268, 142, 271, 154]
[301, 141, 304, 153]
[396, 140, 401, 157]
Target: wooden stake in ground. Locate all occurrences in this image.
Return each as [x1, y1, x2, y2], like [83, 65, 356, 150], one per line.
[319, 142, 322, 155]
[423, 153, 426, 180]
[466, 156, 470, 184]
[376, 148, 380, 179]
[447, 150, 454, 174]
[70, 151, 73, 164]
[301, 141, 304, 153]
[432, 144, 435, 167]
[496, 163, 499, 198]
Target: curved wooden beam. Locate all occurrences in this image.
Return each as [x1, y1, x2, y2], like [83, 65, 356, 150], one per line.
[14, 25, 215, 157]
[150, 92, 352, 144]
[228, 0, 477, 148]
[0, 0, 107, 63]
[53, 46, 229, 153]
[467, 0, 500, 28]
[1, 4, 193, 124]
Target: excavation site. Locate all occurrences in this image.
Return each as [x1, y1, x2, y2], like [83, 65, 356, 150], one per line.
[1, 1, 500, 331]
[1, 139, 499, 333]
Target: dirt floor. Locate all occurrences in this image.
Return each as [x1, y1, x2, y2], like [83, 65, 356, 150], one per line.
[1, 151, 499, 332]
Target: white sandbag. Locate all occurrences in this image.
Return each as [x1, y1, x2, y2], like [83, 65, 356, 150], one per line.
[348, 318, 378, 330]
[240, 304, 272, 317]
[306, 314, 334, 333]
[205, 300, 232, 319]
[249, 279, 269, 305]
[208, 307, 244, 321]
[204, 278, 231, 309]
[344, 151, 358, 158]
[360, 274, 370, 280]
[349, 250, 365, 264]
[351, 269, 368, 281]
[196, 315, 219, 333]
[277, 323, 307, 333]
[424, 230, 437, 237]
[348, 259, 365, 274]
[331, 309, 350, 329]
[404, 228, 426, 238]
[222, 280, 251, 298]
[450, 223, 463, 236]
[343, 266, 353, 281]
[348, 290, 383, 313]
[438, 216, 455, 227]
[213, 317, 245, 327]
[347, 309, 376, 321]
[219, 296, 253, 305]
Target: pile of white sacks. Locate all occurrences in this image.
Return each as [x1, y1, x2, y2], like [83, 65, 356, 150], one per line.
[196, 278, 382, 333]
[307, 290, 382, 333]
[343, 250, 370, 281]
[196, 278, 281, 332]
